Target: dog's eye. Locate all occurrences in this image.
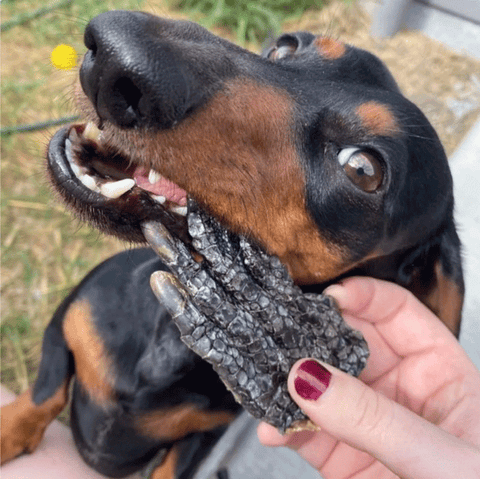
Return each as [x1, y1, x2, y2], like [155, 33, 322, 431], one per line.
[269, 45, 296, 60]
[337, 147, 383, 192]
[268, 36, 298, 61]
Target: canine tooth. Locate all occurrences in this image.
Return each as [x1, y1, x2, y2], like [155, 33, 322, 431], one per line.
[65, 137, 87, 177]
[100, 178, 136, 199]
[70, 162, 82, 177]
[65, 138, 73, 162]
[69, 127, 80, 143]
[84, 122, 102, 142]
[80, 174, 100, 192]
[148, 169, 162, 184]
[152, 195, 166, 204]
[170, 205, 187, 216]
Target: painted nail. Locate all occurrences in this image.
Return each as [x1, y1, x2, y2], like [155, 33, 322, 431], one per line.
[294, 360, 331, 401]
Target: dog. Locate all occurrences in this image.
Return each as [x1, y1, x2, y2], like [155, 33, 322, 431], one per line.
[1, 10, 464, 479]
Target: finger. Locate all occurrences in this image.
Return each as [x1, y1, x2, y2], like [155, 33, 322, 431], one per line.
[143, 221, 207, 296]
[182, 208, 272, 307]
[257, 422, 288, 447]
[188, 207, 283, 304]
[257, 420, 351, 473]
[288, 358, 476, 479]
[150, 270, 220, 344]
[142, 221, 182, 268]
[257, 421, 324, 449]
[324, 277, 457, 356]
[240, 237, 294, 291]
[188, 205, 237, 277]
[150, 271, 196, 337]
[150, 271, 236, 361]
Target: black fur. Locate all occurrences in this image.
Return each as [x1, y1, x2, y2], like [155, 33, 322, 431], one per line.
[4, 10, 464, 479]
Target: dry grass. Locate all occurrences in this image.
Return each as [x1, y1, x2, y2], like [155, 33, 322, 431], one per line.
[286, 1, 480, 155]
[2, 0, 479, 396]
[1, 0, 145, 394]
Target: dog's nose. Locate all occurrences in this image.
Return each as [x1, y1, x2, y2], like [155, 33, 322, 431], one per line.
[80, 11, 191, 129]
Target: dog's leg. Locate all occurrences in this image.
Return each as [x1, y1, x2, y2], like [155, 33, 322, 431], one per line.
[149, 429, 229, 479]
[150, 445, 179, 479]
[1, 306, 74, 464]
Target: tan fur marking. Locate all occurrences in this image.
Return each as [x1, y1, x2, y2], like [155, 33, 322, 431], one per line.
[314, 36, 346, 59]
[62, 299, 114, 404]
[79, 79, 350, 284]
[151, 446, 178, 479]
[1, 382, 69, 464]
[135, 405, 235, 441]
[356, 101, 399, 137]
[422, 261, 463, 336]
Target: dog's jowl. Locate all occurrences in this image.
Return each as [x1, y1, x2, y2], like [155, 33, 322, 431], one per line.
[1, 11, 463, 479]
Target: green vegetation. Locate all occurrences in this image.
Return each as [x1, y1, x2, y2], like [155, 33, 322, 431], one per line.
[1, 0, 330, 394]
[173, 0, 324, 44]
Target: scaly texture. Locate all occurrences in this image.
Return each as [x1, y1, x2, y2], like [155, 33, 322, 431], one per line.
[143, 202, 369, 432]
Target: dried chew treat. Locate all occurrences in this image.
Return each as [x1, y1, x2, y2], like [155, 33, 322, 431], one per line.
[142, 203, 369, 433]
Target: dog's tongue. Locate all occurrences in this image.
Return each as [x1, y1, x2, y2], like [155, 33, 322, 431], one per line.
[134, 167, 187, 205]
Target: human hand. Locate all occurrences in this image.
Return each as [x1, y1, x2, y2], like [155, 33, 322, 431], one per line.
[257, 277, 480, 479]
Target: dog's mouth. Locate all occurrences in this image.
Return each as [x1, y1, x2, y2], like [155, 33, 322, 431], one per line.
[47, 122, 192, 243]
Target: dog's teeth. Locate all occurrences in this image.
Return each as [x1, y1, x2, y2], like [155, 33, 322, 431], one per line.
[80, 174, 101, 193]
[170, 205, 187, 216]
[100, 178, 136, 199]
[65, 138, 73, 162]
[84, 122, 102, 142]
[70, 162, 82, 177]
[69, 127, 80, 143]
[65, 136, 87, 177]
[152, 195, 166, 204]
[148, 169, 162, 184]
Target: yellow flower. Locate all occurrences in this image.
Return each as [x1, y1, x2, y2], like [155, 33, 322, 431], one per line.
[51, 44, 77, 70]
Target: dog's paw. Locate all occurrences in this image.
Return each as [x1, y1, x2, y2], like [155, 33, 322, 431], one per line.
[144, 205, 369, 433]
[1, 392, 48, 464]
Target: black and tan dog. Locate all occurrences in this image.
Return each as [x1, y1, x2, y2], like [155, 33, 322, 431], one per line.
[1, 10, 464, 479]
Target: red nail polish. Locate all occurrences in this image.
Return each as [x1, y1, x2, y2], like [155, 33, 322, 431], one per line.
[294, 360, 331, 400]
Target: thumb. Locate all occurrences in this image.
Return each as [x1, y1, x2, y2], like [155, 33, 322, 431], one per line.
[288, 359, 469, 479]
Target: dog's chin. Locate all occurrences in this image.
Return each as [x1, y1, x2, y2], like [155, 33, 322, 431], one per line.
[46, 123, 193, 244]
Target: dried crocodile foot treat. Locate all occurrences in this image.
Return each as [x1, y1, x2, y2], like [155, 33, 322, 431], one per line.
[142, 203, 369, 433]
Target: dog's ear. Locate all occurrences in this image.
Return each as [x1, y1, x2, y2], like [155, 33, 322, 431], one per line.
[399, 221, 464, 337]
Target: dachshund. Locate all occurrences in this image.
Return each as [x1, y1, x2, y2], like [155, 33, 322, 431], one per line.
[1, 11, 464, 479]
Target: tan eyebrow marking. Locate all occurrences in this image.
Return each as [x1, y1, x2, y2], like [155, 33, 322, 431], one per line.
[314, 36, 346, 60]
[355, 101, 400, 136]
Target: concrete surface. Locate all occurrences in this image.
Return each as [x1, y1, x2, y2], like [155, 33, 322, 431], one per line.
[452, 120, 480, 370]
[363, 0, 480, 59]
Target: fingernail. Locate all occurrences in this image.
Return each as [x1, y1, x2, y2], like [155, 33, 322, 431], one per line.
[323, 284, 347, 308]
[294, 360, 331, 401]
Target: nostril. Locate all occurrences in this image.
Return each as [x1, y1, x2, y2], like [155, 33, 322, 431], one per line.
[113, 77, 143, 117]
[83, 28, 98, 56]
[81, 11, 195, 129]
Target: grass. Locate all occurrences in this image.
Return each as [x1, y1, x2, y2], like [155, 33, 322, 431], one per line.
[1, 0, 147, 395]
[171, 0, 325, 45]
[1, 0, 327, 395]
